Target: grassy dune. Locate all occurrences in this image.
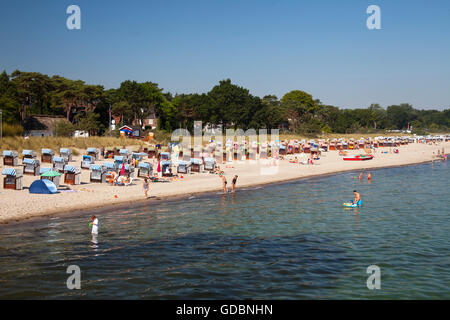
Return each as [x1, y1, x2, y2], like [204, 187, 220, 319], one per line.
[0, 136, 147, 155]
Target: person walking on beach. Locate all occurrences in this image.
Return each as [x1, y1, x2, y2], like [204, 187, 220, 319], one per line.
[100, 146, 105, 159]
[220, 174, 227, 193]
[231, 175, 238, 193]
[143, 177, 150, 199]
[90, 215, 99, 235]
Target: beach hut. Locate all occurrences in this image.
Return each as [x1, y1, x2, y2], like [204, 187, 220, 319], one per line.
[204, 157, 216, 172]
[190, 158, 204, 173]
[177, 160, 191, 174]
[2, 168, 23, 190]
[90, 164, 106, 183]
[22, 149, 37, 160]
[52, 156, 66, 173]
[29, 179, 57, 194]
[60, 148, 72, 162]
[137, 162, 153, 177]
[161, 160, 173, 177]
[81, 155, 95, 169]
[86, 148, 99, 160]
[2, 150, 19, 166]
[64, 165, 81, 185]
[40, 169, 61, 187]
[23, 158, 40, 176]
[41, 149, 54, 163]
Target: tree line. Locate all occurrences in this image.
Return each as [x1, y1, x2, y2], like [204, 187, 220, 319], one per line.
[0, 70, 449, 136]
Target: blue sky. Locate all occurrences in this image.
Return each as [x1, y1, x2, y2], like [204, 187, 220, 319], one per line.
[1, 0, 449, 109]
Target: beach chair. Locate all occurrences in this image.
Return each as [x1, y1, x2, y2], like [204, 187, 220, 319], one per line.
[2, 150, 19, 166]
[39, 168, 61, 187]
[86, 148, 99, 160]
[114, 155, 125, 169]
[90, 164, 106, 183]
[279, 144, 287, 155]
[52, 156, 66, 173]
[123, 164, 135, 178]
[190, 158, 204, 173]
[22, 149, 37, 160]
[81, 155, 95, 169]
[204, 157, 216, 172]
[2, 168, 23, 190]
[119, 149, 130, 162]
[41, 149, 54, 163]
[160, 152, 171, 161]
[137, 162, 153, 177]
[23, 158, 40, 176]
[60, 148, 72, 162]
[102, 162, 116, 173]
[132, 152, 147, 164]
[161, 160, 173, 177]
[177, 160, 191, 174]
[64, 165, 81, 185]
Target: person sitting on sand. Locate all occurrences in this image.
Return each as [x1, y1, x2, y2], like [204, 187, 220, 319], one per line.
[219, 174, 227, 193]
[231, 175, 238, 193]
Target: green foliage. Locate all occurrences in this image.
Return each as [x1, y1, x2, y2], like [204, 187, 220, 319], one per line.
[55, 120, 75, 137]
[0, 70, 448, 138]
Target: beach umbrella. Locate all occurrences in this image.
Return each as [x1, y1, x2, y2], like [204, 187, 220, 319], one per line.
[40, 171, 62, 177]
[120, 163, 125, 176]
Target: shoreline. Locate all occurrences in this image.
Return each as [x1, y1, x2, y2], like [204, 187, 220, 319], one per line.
[0, 152, 444, 227]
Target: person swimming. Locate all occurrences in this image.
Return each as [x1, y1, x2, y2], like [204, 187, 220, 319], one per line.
[351, 190, 362, 206]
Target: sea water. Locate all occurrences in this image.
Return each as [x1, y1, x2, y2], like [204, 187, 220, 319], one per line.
[0, 161, 448, 299]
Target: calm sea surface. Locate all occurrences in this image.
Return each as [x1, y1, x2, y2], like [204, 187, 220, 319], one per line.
[0, 162, 449, 299]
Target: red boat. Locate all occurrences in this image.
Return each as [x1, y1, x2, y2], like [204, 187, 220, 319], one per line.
[343, 154, 374, 161]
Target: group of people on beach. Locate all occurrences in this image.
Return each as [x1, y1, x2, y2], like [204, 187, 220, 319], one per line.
[219, 174, 238, 194]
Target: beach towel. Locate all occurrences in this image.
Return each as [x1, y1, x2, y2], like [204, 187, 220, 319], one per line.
[120, 163, 125, 176]
[157, 161, 161, 173]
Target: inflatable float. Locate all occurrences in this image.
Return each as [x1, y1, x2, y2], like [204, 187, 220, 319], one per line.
[343, 154, 374, 161]
[343, 202, 358, 207]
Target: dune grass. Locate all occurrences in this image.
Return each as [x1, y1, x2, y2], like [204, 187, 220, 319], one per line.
[0, 136, 148, 154]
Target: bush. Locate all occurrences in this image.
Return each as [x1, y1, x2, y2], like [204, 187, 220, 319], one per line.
[55, 121, 75, 137]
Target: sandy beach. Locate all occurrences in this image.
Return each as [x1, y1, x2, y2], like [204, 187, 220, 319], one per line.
[0, 141, 448, 224]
